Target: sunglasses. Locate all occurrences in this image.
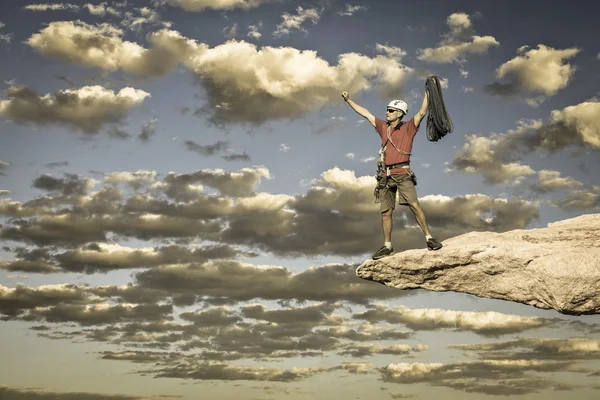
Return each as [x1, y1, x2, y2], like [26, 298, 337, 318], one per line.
[386, 109, 400, 113]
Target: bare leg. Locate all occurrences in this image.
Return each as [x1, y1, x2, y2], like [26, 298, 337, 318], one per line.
[408, 202, 431, 236]
[381, 208, 393, 242]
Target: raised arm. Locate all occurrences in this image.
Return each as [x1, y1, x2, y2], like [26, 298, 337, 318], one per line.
[341, 91, 376, 128]
[413, 89, 429, 129]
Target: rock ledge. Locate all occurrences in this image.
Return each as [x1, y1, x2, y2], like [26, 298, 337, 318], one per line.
[356, 214, 600, 315]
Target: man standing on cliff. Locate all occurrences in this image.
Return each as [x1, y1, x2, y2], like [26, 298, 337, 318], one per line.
[342, 88, 443, 259]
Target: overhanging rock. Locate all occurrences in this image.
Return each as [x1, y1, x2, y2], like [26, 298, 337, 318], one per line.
[356, 214, 600, 316]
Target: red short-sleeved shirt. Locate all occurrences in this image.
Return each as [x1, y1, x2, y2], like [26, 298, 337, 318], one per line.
[374, 117, 418, 175]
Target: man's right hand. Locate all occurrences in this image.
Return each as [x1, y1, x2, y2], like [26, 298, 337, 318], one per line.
[341, 91, 349, 101]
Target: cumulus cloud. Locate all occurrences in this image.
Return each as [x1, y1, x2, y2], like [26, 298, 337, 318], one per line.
[337, 4, 367, 16]
[0, 85, 149, 134]
[273, 6, 321, 37]
[85, 2, 121, 17]
[26, 22, 206, 76]
[528, 170, 585, 194]
[353, 305, 556, 337]
[417, 13, 499, 63]
[0, 242, 255, 274]
[379, 359, 572, 395]
[338, 343, 427, 358]
[447, 99, 600, 188]
[26, 22, 414, 125]
[451, 337, 600, 361]
[247, 22, 262, 39]
[0, 165, 540, 254]
[483, 44, 580, 103]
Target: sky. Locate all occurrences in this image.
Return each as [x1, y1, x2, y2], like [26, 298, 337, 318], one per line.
[1, 0, 600, 399]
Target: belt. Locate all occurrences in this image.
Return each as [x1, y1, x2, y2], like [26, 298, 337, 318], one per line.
[385, 162, 409, 169]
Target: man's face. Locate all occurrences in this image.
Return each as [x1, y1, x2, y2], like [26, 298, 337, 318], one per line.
[386, 108, 404, 122]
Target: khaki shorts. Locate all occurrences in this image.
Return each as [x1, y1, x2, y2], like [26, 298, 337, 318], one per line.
[379, 173, 418, 212]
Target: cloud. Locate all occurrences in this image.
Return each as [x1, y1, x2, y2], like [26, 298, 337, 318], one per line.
[353, 305, 556, 337]
[417, 13, 499, 63]
[337, 4, 367, 16]
[0, 384, 177, 400]
[0, 165, 540, 254]
[23, 3, 81, 11]
[0, 85, 150, 134]
[379, 359, 572, 395]
[247, 22, 262, 39]
[549, 187, 600, 211]
[185, 140, 230, 155]
[279, 143, 290, 152]
[26, 22, 205, 76]
[338, 343, 427, 358]
[1, 242, 255, 274]
[484, 45, 580, 102]
[314, 116, 346, 134]
[528, 170, 585, 194]
[221, 151, 250, 162]
[138, 118, 158, 142]
[450, 337, 600, 361]
[85, 2, 121, 17]
[121, 7, 171, 31]
[223, 23, 237, 39]
[0, 22, 12, 43]
[26, 22, 414, 125]
[167, 0, 274, 12]
[273, 7, 321, 37]
[0, 160, 10, 176]
[447, 99, 600, 186]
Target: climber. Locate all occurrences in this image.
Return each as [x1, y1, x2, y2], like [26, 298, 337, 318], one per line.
[342, 80, 444, 260]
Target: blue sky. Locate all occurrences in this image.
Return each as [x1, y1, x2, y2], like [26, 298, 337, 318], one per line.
[1, 0, 600, 399]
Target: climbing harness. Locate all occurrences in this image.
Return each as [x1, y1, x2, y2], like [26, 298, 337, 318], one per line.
[374, 123, 417, 203]
[425, 76, 453, 142]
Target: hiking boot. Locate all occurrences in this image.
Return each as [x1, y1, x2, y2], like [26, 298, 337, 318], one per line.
[427, 237, 443, 251]
[372, 245, 394, 260]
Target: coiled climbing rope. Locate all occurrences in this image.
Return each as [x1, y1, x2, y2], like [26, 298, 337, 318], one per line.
[425, 76, 453, 142]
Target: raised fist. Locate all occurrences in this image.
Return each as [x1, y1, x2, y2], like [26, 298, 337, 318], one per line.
[341, 91, 349, 101]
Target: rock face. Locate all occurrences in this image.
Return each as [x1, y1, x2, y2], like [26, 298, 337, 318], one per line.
[356, 214, 600, 316]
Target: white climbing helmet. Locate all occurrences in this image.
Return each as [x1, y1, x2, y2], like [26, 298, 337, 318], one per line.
[387, 99, 408, 115]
